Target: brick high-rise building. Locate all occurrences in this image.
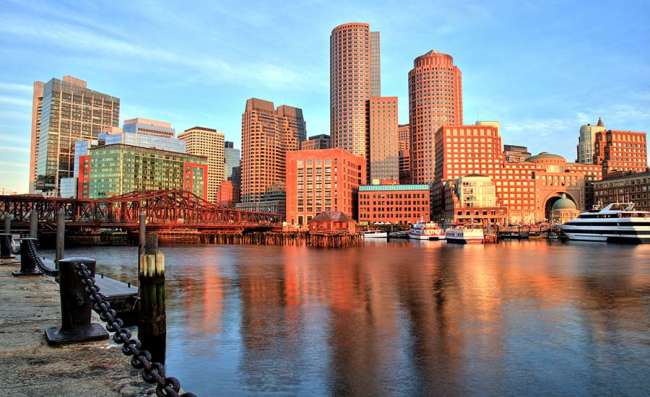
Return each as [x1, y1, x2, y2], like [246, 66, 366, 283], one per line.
[367, 96, 399, 182]
[28, 81, 44, 193]
[408, 50, 463, 183]
[241, 98, 306, 205]
[32, 76, 120, 194]
[398, 124, 411, 184]
[301, 134, 330, 150]
[286, 148, 365, 226]
[178, 126, 225, 202]
[330, 22, 380, 159]
[594, 130, 647, 176]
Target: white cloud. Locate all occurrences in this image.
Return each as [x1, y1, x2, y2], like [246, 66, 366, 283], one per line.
[0, 83, 32, 93]
[0, 146, 29, 154]
[0, 95, 31, 108]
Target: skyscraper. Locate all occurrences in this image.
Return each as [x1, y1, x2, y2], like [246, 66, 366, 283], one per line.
[398, 124, 411, 184]
[240, 98, 306, 206]
[178, 126, 225, 202]
[367, 96, 399, 182]
[408, 50, 463, 183]
[123, 118, 175, 138]
[576, 117, 605, 164]
[34, 76, 120, 194]
[28, 81, 44, 193]
[330, 22, 380, 158]
[224, 141, 240, 180]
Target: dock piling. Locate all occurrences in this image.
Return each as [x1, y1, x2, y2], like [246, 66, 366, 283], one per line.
[138, 232, 166, 363]
[30, 209, 38, 238]
[55, 208, 64, 265]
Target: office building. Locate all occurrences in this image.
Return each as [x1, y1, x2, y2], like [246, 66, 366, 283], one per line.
[178, 126, 225, 203]
[123, 118, 175, 138]
[409, 50, 463, 183]
[286, 148, 366, 226]
[398, 124, 411, 184]
[577, 117, 606, 164]
[593, 171, 650, 210]
[594, 130, 647, 176]
[358, 184, 430, 225]
[87, 144, 207, 200]
[503, 145, 531, 163]
[301, 134, 331, 150]
[32, 76, 119, 194]
[224, 141, 240, 180]
[241, 98, 306, 206]
[367, 96, 399, 183]
[99, 129, 186, 153]
[28, 81, 44, 192]
[330, 22, 380, 158]
[218, 179, 240, 207]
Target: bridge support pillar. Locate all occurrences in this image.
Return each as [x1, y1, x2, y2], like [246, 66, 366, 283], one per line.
[13, 238, 42, 277]
[45, 257, 109, 346]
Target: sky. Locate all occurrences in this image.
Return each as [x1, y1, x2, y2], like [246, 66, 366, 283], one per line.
[1, 0, 649, 194]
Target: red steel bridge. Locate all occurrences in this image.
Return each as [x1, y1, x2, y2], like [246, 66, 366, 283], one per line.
[0, 189, 281, 232]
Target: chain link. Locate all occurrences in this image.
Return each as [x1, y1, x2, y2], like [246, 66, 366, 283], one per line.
[74, 263, 196, 397]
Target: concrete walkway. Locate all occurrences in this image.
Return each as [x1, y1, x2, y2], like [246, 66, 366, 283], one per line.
[0, 258, 152, 396]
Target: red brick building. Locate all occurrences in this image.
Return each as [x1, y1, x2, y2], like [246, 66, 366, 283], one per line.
[286, 148, 366, 226]
[218, 180, 240, 207]
[594, 130, 647, 176]
[434, 122, 602, 223]
[358, 184, 430, 225]
[398, 124, 411, 184]
[409, 50, 463, 184]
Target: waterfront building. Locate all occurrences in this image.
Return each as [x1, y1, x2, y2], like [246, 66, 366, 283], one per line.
[178, 127, 225, 203]
[286, 148, 366, 226]
[87, 144, 207, 200]
[235, 188, 286, 216]
[577, 117, 606, 164]
[358, 184, 430, 225]
[592, 171, 650, 210]
[330, 22, 380, 159]
[434, 122, 602, 224]
[442, 175, 507, 227]
[398, 124, 411, 184]
[301, 134, 331, 150]
[218, 179, 240, 207]
[28, 81, 44, 193]
[308, 211, 357, 234]
[408, 50, 463, 184]
[32, 76, 119, 195]
[594, 129, 647, 176]
[241, 98, 306, 206]
[224, 141, 240, 180]
[123, 118, 175, 138]
[368, 96, 399, 183]
[503, 145, 531, 163]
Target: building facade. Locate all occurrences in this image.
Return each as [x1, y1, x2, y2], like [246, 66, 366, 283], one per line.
[33, 76, 120, 194]
[434, 123, 602, 224]
[99, 129, 186, 153]
[330, 22, 380, 159]
[286, 148, 366, 226]
[503, 145, 531, 163]
[594, 129, 647, 176]
[576, 117, 606, 164]
[358, 184, 430, 225]
[28, 81, 44, 193]
[123, 118, 175, 138]
[178, 126, 225, 203]
[301, 134, 331, 150]
[241, 98, 306, 205]
[218, 179, 240, 207]
[367, 96, 399, 183]
[87, 144, 208, 200]
[224, 141, 240, 180]
[592, 171, 650, 210]
[398, 124, 411, 184]
[408, 51, 463, 184]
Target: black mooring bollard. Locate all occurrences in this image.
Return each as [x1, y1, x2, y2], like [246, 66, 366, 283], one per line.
[12, 238, 42, 276]
[0, 233, 14, 259]
[45, 257, 109, 346]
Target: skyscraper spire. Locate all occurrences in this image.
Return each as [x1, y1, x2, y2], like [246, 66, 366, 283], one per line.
[597, 117, 604, 127]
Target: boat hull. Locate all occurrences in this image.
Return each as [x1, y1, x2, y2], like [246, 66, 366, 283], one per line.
[408, 233, 445, 241]
[446, 237, 483, 244]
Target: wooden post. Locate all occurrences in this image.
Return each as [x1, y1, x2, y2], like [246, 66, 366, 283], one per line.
[138, 211, 146, 258]
[3, 214, 10, 234]
[138, 232, 166, 363]
[55, 208, 64, 265]
[30, 209, 38, 239]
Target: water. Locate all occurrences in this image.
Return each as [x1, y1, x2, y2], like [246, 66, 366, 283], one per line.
[56, 241, 650, 396]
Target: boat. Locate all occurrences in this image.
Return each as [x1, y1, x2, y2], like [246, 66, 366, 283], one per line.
[445, 227, 484, 244]
[560, 203, 650, 243]
[362, 230, 388, 239]
[388, 230, 410, 239]
[408, 221, 446, 240]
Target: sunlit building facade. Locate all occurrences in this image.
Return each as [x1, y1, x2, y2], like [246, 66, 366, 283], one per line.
[594, 129, 647, 176]
[123, 118, 175, 138]
[28, 81, 44, 193]
[576, 117, 605, 164]
[178, 126, 225, 203]
[398, 124, 411, 184]
[368, 96, 399, 183]
[358, 184, 430, 225]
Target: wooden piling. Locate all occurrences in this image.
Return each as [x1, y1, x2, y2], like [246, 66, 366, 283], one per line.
[55, 208, 64, 264]
[30, 209, 38, 239]
[3, 215, 10, 234]
[138, 232, 166, 364]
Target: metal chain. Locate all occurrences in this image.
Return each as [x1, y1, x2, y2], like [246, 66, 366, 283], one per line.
[74, 262, 196, 397]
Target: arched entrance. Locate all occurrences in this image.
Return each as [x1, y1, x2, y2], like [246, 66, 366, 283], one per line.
[544, 192, 577, 220]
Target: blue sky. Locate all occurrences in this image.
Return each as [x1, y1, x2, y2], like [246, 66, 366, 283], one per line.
[1, 0, 649, 193]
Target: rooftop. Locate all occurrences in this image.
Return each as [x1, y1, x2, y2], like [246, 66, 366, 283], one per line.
[359, 184, 430, 192]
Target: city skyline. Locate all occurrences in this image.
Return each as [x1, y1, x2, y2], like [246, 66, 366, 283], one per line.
[1, 0, 650, 193]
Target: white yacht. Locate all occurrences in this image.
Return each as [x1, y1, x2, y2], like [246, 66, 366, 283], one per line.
[408, 221, 446, 240]
[362, 230, 388, 239]
[560, 203, 650, 243]
[445, 227, 484, 244]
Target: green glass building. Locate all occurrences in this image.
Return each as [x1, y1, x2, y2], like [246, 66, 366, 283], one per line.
[87, 144, 208, 199]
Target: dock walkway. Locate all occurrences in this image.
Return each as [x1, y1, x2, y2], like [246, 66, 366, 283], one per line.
[0, 258, 150, 397]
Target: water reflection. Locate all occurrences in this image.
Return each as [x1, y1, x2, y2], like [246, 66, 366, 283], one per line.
[57, 241, 650, 396]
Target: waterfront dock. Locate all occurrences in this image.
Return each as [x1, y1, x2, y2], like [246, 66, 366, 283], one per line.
[0, 259, 150, 397]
